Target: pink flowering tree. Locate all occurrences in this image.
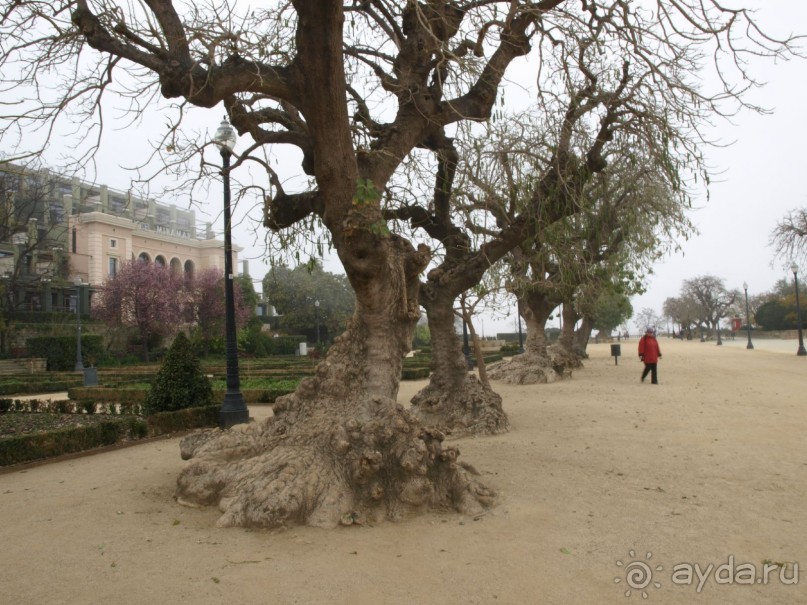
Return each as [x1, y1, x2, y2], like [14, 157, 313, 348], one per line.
[184, 267, 251, 356]
[93, 261, 184, 362]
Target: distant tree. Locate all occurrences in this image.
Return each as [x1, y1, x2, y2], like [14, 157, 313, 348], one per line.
[185, 267, 251, 356]
[663, 296, 701, 333]
[0, 166, 71, 351]
[752, 278, 805, 330]
[634, 308, 662, 333]
[755, 300, 796, 331]
[263, 262, 354, 342]
[592, 291, 633, 337]
[235, 274, 260, 312]
[412, 322, 430, 348]
[681, 275, 739, 338]
[145, 332, 213, 414]
[92, 261, 183, 361]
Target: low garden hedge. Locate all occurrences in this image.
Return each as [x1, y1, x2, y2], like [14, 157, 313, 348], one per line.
[0, 404, 220, 467]
[67, 386, 296, 405]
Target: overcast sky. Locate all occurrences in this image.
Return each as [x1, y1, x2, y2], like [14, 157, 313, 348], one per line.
[12, 1, 807, 337]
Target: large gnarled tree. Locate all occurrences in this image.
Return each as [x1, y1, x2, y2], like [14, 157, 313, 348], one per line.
[1, 1, 797, 529]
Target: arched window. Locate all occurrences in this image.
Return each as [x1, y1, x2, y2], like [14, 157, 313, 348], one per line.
[137, 252, 151, 263]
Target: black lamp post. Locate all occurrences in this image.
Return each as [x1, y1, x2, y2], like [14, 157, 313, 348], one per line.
[214, 118, 249, 428]
[791, 263, 807, 356]
[74, 277, 84, 372]
[315, 299, 321, 346]
[743, 282, 753, 350]
[716, 319, 723, 345]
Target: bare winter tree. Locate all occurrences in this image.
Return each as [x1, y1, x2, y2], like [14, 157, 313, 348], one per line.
[0, 166, 72, 350]
[680, 275, 739, 340]
[771, 208, 807, 266]
[0, 2, 799, 529]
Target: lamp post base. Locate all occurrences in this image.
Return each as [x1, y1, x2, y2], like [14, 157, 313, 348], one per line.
[746, 342, 754, 350]
[220, 392, 249, 429]
[797, 346, 807, 357]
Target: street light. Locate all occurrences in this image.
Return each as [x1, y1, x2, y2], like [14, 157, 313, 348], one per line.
[213, 117, 249, 428]
[791, 263, 807, 356]
[74, 277, 84, 372]
[743, 282, 753, 350]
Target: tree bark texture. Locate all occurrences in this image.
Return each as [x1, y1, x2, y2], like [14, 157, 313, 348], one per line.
[176, 237, 495, 528]
[572, 316, 594, 358]
[550, 303, 584, 371]
[488, 291, 569, 384]
[411, 292, 508, 437]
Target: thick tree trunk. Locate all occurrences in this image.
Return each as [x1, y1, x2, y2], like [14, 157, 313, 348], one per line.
[175, 2, 498, 530]
[175, 237, 495, 528]
[549, 303, 584, 372]
[488, 292, 567, 384]
[558, 303, 577, 351]
[467, 316, 489, 386]
[572, 316, 594, 358]
[411, 292, 508, 436]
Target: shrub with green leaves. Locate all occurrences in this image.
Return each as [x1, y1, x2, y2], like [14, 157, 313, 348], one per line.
[144, 333, 213, 414]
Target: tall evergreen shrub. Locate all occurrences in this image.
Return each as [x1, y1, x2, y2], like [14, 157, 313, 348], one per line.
[144, 333, 213, 414]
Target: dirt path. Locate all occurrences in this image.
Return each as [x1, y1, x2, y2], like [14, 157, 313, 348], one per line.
[1, 339, 805, 604]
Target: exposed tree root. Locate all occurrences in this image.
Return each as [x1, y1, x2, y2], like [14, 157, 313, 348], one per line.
[176, 389, 496, 529]
[410, 375, 509, 437]
[487, 352, 573, 385]
[547, 343, 585, 374]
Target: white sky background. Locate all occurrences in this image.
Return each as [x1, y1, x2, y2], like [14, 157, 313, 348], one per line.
[9, 1, 807, 337]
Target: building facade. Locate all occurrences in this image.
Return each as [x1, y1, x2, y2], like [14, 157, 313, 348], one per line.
[1, 163, 237, 314]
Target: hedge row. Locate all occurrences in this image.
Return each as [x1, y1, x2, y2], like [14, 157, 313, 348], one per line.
[0, 417, 145, 466]
[0, 378, 84, 396]
[0, 398, 143, 415]
[26, 335, 106, 371]
[67, 386, 296, 405]
[0, 405, 220, 467]
[402, 367, 429, 380]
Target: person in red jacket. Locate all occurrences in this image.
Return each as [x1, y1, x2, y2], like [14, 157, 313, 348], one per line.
[638, 327, 662, 384]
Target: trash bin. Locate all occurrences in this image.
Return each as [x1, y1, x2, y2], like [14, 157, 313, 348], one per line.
[298, 342, 308, 356]
[610, 344, 621, 365]
[83, 367, 98, 387]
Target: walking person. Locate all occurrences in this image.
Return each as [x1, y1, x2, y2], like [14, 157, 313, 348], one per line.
[638, 327, 662, 384]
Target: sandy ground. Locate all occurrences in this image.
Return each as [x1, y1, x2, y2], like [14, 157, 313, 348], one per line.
[1, 339, 806, 605]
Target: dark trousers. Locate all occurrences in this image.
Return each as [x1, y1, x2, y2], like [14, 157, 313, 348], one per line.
[641, 363, 658, 384]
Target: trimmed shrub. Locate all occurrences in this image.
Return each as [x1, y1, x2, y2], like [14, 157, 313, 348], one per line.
[144, 333, 213, 414]
[146, 404, 219, 436]
[26, 335, 106, 371]
[402, 367, 430, 380]
[0, 407, 220, 466]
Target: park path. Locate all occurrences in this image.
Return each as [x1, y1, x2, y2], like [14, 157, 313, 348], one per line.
[0, 340, 805, 604]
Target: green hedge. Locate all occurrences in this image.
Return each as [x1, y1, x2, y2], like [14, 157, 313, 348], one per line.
[0, 418, 144, 466]
[26, 335, 106, 371]
[0, 378, 83, 396]
[402, 367, 430, 380]
[68, 386, 296, 404]
[0, 405, 220, 467]
[146, 405, 219, 437]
